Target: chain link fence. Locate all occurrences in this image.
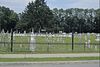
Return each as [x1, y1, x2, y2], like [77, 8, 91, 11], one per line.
[0, 32, 99, 53]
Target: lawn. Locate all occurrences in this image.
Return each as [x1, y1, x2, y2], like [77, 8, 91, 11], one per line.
[0, 33, 99, 53]
[0, 57, 99, 62]
[35, 34, 99, 53]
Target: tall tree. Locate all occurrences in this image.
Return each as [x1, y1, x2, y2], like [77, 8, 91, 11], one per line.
[19, 0, 54, 32]
[95, 9, 100, 33]
[0, 6, 18, 32]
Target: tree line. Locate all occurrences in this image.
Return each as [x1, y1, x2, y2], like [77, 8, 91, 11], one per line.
[0, 0, 100, 33]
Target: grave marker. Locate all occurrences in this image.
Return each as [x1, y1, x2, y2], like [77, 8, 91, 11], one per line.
[30, 32, 36, 51]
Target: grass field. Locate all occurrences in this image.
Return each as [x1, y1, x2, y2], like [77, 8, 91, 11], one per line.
[35, 34, 99, 53]
[0, 33, 99, 53]
[0, 57, 99, 62]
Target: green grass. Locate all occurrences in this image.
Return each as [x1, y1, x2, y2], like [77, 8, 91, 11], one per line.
[0, 33, 99, 53]
[13, 36, 30, 52]
[35, 34, 99, 53]
[0, 57, 99, 62]
[0, 35, 31, 52]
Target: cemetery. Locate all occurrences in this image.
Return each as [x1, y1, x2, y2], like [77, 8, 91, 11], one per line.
[0, 29, 99, 53]
[0, 1, 100, 67]
[0, 0, 99, 54]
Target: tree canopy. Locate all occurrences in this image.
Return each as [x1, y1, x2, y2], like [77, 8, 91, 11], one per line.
[0, 6, 18, 32]
[0, 0, 100, 33]
[16, 0, 54, 32]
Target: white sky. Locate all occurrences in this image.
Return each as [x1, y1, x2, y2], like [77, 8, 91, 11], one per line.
[0, 0, 99, 13]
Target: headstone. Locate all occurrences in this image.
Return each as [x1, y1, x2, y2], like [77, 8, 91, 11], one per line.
[1, 29, 5, 33]
[87, 33, 90, 40]
[39, 29, 40, 34]
[1, 29, 5, 47]
[59, 31, 62, 34]
[87, 40, 91, 48]
[32, 28, 34, 34]
[30, 33, 36, 51]
[24, 31, 26, 34]
[78, 33, 82, 46]
[95, 34, 100, 41]
[19, 31, 20, 34]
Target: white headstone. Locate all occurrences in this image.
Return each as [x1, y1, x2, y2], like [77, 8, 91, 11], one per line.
[87, 40, 91, 48]
[95, 34, 100, 41]
[87, 33, 90, 40]
[24, 31, 26, 34]
[30, 34, 36, 51]
[1, 29, 5, 33]
[19, 31, 20, 34]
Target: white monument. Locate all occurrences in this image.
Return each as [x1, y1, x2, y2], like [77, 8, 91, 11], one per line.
[95, 34, 100, 41]
[30, 28, 36, 51]
[87, 40, 91, 48]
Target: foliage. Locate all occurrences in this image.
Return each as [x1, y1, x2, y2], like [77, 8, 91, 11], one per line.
[0, 6, 19, 32]
[16, 0, 54, 32]
[0, 0, 100, 33]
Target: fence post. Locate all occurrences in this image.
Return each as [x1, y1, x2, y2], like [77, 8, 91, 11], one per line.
[0, 23, 1, 33]
[72, 31, 74, 51]
[11, 29, 13, 52]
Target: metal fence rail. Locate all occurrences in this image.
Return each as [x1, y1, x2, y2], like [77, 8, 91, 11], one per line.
[0, 32, 100, 53]
[0, 42, 99, 53]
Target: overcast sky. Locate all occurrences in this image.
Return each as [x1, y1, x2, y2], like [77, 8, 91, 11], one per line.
[0, 0, 99, 13]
